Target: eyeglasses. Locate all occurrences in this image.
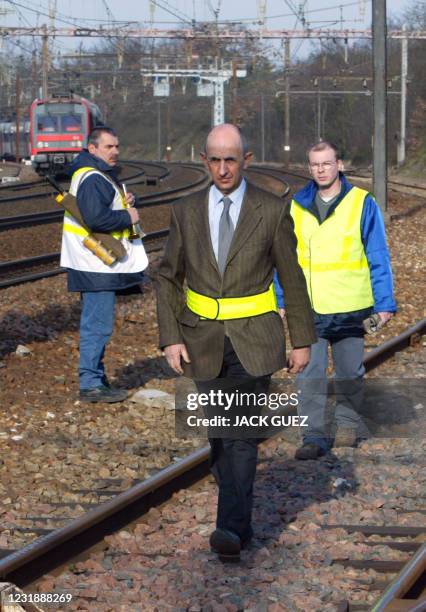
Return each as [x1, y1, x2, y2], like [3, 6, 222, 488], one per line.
[309, 161, 337, 171]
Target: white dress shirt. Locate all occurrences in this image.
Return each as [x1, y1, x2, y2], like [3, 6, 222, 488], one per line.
[208, 179, 247, 261]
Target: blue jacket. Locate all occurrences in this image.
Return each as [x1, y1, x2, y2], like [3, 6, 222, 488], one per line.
[65, 150, 145, 292]
[274, 174, 397, 338]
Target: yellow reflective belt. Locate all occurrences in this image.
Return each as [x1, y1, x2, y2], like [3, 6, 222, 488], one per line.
[186, 283, 278, 320]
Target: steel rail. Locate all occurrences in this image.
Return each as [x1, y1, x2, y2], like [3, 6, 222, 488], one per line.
[0, 164, 208, 230]
[0, 319, 424, 586]
[371, 544, 426, 611]
[246, 166, 291, 197]
[0, 230, 170, 289]
[364, 318, 426, 371]
[0, 161, 167, 206]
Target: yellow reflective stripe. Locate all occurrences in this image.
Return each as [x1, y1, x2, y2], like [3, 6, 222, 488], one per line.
[297, 257, 368, 271]
[341, 188, 364, 261]
[309, 260, 369, 272]
[64, 217, 127, 240]
[72, 166, 96, 178]
[186, 283, 278, 320]
[63, 221, 89, 237]
[291, 201, 305, 246]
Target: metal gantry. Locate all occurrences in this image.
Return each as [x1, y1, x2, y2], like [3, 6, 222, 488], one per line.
[141, 67, 247, 126]
[0, 27, 425, 39]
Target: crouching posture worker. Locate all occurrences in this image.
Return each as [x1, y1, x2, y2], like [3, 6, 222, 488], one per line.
[275, 140, 396, 460]
[61, 127, 148, 403]
[156, 124, 316, 561]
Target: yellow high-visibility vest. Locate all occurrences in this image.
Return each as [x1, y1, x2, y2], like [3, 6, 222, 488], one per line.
[63, 166, 130, 240]
[291, 186, 373, 314]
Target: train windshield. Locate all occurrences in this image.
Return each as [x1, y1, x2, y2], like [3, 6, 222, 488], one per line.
[34, 103, 87, 134]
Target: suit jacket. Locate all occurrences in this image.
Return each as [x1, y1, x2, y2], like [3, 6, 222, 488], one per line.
[156, 181, 316, 380]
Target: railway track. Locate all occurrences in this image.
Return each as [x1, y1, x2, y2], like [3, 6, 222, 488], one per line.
[0, 319, 424, 610]
[0, 164, 289, 287]
[0, 160, 169, 210]
[0, 163, 207, 231]
[0, 229, 169, 289]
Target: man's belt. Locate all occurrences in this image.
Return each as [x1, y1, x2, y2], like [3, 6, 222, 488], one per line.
[186, 283, 278, 320]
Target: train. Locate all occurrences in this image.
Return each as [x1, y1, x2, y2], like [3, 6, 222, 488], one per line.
[30, 95, 104, 174]
[0, 94, 103, 174]
[0, 120, 30, 161]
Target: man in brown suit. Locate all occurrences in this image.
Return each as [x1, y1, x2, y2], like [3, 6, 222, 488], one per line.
[156, 124, 316, 561]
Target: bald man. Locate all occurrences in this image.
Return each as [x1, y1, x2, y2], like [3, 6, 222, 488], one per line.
[156, 124, 316, 561]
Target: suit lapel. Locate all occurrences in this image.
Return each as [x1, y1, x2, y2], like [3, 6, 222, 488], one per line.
[187, 187, 219, 274]
[226, 182, 262, 265]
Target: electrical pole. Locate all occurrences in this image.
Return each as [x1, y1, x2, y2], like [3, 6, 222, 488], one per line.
[42, 24, 49, 98]
[317, 88, 322, 140]
[31, 50, 37, 100]
[260, 94, 265, 162]
[157, 101, 161, 160]
[231, 60, 238, 125]
[15, 73, 20, 161]
[397, 23, 408, 166]
[283, 38, 291, 165]
[372, 0, 387, 213]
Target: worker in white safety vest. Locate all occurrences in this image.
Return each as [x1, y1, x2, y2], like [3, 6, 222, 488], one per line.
[61, 126, 148, 403]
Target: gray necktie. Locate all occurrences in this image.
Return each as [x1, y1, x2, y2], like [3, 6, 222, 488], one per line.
[217, 196, 234, 274]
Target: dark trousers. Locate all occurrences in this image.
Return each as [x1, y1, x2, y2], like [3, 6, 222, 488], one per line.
[197, 337, 271, 540]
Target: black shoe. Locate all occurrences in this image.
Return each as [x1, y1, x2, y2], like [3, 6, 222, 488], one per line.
[210, 528, 241, 562]
[295, 442, 326, 460]
[79, 385, 128, 404]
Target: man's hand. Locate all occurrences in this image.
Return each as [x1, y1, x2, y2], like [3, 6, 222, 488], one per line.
[287, 346, 311, 374]
[124, 192, 136, 207]
[127, 206, 140, 224]
[377, 311, 394, 325]
[164, 343, 191, 374]
[278, 308, 286, 320]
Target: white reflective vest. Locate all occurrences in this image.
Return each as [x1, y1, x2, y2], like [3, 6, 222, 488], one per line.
[60, 167, 148, 274]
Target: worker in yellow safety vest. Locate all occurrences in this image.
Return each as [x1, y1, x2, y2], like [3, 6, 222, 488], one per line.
[60, 127, 148, 403]
[274, 140, 396, 459]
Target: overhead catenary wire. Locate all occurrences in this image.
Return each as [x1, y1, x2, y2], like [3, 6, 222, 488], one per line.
[2, 0, 371, 27]
[150, 0, 194, 25]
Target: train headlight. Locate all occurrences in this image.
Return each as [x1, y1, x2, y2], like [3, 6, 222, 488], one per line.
[37, 141, 48, 148]
[75, 140, 83, 147]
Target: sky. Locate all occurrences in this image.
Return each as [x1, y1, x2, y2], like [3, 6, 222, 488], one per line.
[0, 0, 415, 59]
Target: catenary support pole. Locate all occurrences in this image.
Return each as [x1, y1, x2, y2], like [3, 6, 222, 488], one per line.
[397, 23, 408, 166]
[372, 0, 388, 213]
[284, 38, 291, 164]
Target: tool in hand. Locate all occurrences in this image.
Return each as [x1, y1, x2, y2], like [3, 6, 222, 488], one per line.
[122, 183, 145, 240]
[363, 313, 384, 334]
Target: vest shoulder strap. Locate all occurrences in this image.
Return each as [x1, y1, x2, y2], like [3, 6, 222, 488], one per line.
[72, 166, 121, 194]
